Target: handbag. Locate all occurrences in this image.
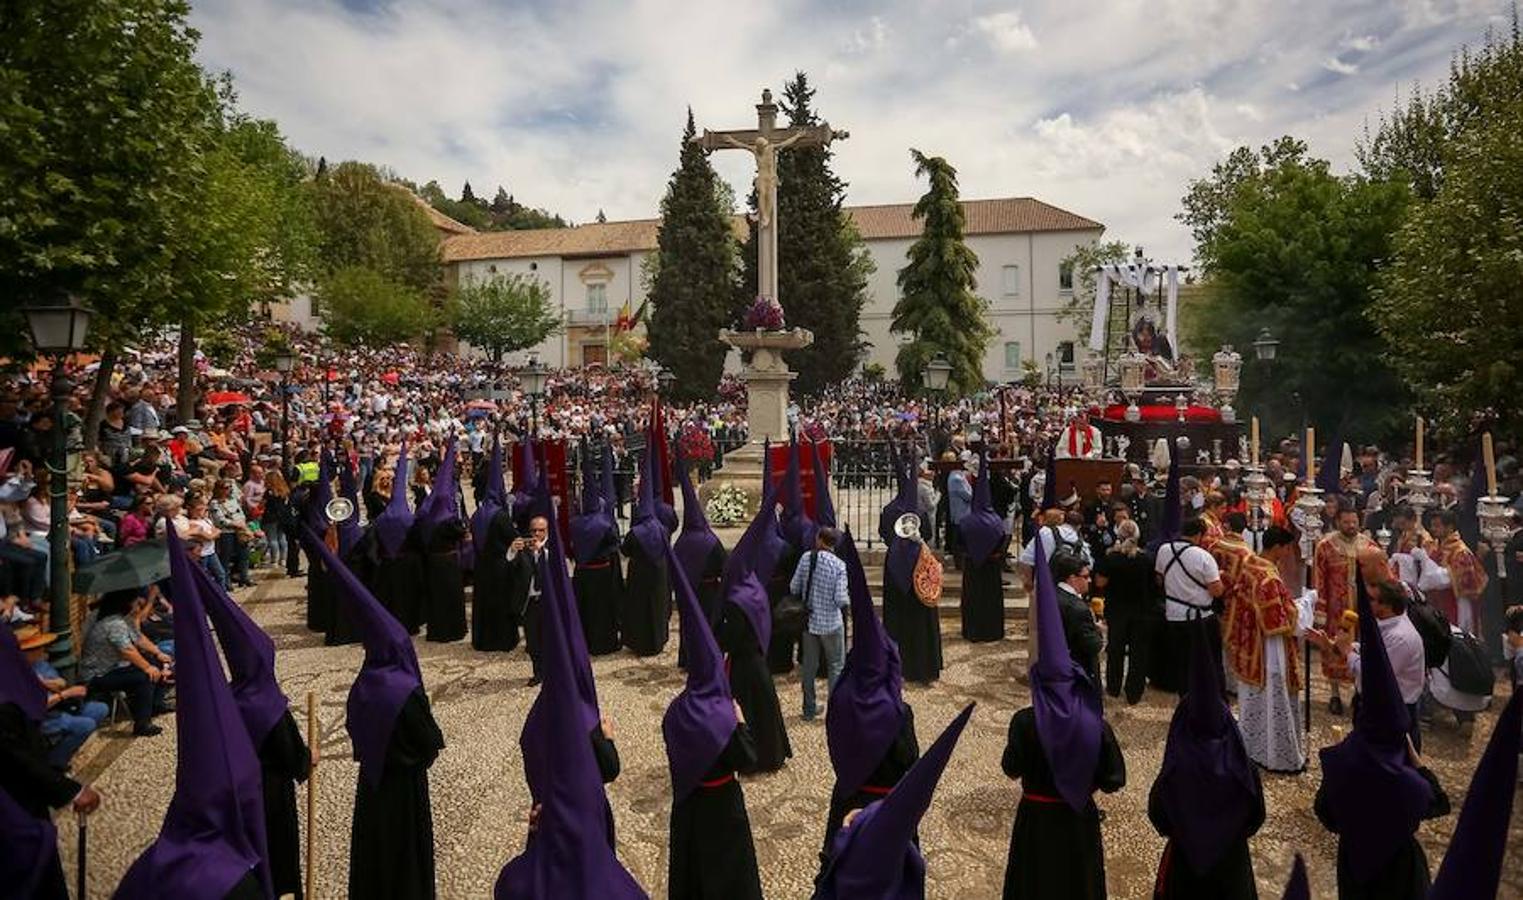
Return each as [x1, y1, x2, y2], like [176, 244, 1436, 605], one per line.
[774, 551, 816, 640]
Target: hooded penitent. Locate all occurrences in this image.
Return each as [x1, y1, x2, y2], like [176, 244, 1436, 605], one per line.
[116, 524, 270, 899]
[827, 528, 906, 799]
[673, 442, 721, 590]
[811, 438, 837, 528]
[471, 435, 508, 559]
[817, 703, 975, 900]
[878, 444, 920, 596]
[570, 443, 619, 566]
[337, 454, 363, 556]
[416, 437, 459, 545]
[628, 445, 671, 562]
[779, 433, 816, 551]
[719, 441, 785, 655]
[662, 541, 737, 802]
[1314, 436, 1346, 495]
[650, 397, 676, 512]
[1316, 575, 1435, 883]
[960, 448, 1008, 563]
[373, 442, 414, 559]
[1152, 619, 1259, 873]
[196, 554, 290, 748]
[527, 482, 602, 728]
[495, 486, 643, 900]
[307, 529, 424, 788]
[1428, 690, 1521, 900]
[0, 626, 56, 897]
[1028, 535, 1104, 812]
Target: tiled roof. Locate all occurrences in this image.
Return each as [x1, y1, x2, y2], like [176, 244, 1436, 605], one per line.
[442, 197, 1101, 262]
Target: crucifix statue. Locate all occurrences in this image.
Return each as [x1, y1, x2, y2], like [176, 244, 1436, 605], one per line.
[694, 88, 847, 304]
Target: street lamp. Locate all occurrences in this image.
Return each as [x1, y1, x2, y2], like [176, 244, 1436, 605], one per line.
[521, 352, 550, 435]
[1044, 351, 1055, 388]
[922, 353, 953, 440]
[22, 293, 93, 667]
[1252, 328, 1279, 362]
[273, 349, 296, 475]
[656, 365, 676, 398]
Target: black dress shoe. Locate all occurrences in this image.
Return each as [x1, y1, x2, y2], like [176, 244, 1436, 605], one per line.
[132, 723, 164, 737]
[1328, 695, 1344, 716]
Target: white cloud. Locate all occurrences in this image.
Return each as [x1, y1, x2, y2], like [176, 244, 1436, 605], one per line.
[971, 11, 1038, 53]
[1341, 33, 1381, 52]
[1323, 56, 1360, 75]
[186, 0, 1502, 263]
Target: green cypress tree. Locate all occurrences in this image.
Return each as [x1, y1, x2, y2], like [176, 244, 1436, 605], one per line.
[646, 108, 738, 400]
[739, 72, 872, 395]
[891, 150, 994, 395]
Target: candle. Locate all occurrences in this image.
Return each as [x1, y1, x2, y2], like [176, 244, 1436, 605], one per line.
[1416, 415, 1424, 470]
[1483, 432, 1497, 496]
[1250, 417, 1260, 466]
[1306, 427, 1316, 484]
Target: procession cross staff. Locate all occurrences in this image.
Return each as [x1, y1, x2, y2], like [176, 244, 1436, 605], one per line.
[306, 690, 319, 900]
[694, 89, 847, 307]
[77, 810, 88, 900]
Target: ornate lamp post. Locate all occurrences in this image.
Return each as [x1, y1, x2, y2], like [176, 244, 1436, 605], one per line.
[1251, 328, 1279, 363]
[922, 353, 952, 437]
[1079, 352, 1105, 403]
[1477, 433, 1515, 582]
[520, 352, 550, 436]
[22, 294, 93, 666]
[273, 349, 296, 476]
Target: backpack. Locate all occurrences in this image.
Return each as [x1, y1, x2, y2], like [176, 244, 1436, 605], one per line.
[1444, 628, 1496, 696]
[1405, 590, 1452, 670]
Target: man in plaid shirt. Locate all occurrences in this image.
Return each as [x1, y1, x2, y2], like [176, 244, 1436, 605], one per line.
[790, 526, 850, 720]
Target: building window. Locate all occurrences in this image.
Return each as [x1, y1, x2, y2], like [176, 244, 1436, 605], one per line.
[1058, 341, 1075, 368]
[586, 282, 608, 314]
[1003, 341, 1022, 370]
[488, 264, 499, 275]
[1002, 265, 1020, 296]
[1059, 261, 1074, 293]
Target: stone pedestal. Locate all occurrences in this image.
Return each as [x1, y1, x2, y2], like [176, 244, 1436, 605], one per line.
[701, 327, 814, 516]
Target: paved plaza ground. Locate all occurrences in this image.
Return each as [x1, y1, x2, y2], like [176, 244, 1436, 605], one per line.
[58, 571, 1521, 899]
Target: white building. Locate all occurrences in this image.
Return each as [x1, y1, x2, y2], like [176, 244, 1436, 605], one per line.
[438, 196, 1103, 382]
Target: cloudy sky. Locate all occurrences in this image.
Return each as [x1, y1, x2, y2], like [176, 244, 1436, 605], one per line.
[191, 0, 1510, 261]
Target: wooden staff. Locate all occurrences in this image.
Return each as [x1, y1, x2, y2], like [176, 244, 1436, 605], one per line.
[1416, 415, 1424, 470]
[1483, 432, 1497, 496]
[77, 812, 88, 900]
[1250, 416, 1260, 467]
[306, 691, 318, 900]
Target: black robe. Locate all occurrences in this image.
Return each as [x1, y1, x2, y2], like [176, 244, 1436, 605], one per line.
[882, 573, 942, 684]
[618, 533, 670, 657]
[1147, 766, 1263, 900]
[0, 702, 76, 900]
[1001, 707, 1126, 900]
[676, 543, 728, 671]
[669, 724, 763, 900]
[1312, 767, 1450, 900]
[590, 726, 621, 846]
[718, 604, 791, 773]
[323, 544, 362, 647]
[471, 510, 522, 652]
[305, 540, 334, 633]
[573, 537, 625, 657]
[420, 522, 468, 644]
[259, 711, 311, 900]
[960, 550, 1006, 642]
[767, 547, 802, 674]
[819, 703, 919, 865]
[353, 530, 425, 637]
[350, 689, 444, 900]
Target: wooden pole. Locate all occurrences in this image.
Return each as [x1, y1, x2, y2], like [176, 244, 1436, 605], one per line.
[1250, 416, 1260, 467]
[306, 691, 318, 900]
[1483, 432, 1497, 496]
[77, 813, 88, 900]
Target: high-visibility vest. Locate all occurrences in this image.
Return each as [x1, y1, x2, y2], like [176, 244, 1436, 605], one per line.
[296, 461, 319, 484]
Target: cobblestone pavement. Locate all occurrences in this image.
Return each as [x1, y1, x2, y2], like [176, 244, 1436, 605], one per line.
[57, 572, 1521, 899]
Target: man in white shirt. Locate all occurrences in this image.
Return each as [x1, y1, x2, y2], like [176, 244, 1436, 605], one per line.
[1312, 579, 1427, 751]
[1017, 510, 1091, 585]
[1154, 517, 1225, 693]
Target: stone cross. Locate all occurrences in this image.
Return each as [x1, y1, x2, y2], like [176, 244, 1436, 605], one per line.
[694, 89, 847, 304]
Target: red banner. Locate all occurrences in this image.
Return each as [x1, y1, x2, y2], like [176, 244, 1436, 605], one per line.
[767, 441, 834, 521]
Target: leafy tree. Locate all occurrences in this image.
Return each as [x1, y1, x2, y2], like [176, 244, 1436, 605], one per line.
[891, 150, 994, 395]
[310, 161, 441, 291]
[451, 273, 563, 362]
[1373, 77, 1523, 437]
[320, 267, 437, 347]
[739, 71, 872, 394]
[491, 187, 513, 216]
[1055, 239, 1133, 359]
[1358, 12, 1522, 201]
[461, 181, 476, 204]
[1179, 138, 1411, 441]
[647, 109, 739, 401]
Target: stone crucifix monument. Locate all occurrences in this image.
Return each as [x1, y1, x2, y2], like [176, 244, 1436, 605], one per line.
[694, 89, 847, 510]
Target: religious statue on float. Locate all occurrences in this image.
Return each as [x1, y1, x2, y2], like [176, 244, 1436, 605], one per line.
[1127, 305, 1193, 385]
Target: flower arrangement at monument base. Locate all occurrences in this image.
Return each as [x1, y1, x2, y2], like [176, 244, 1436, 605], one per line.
[678, 424, 715, 463]
[741, 294, 786, 331]
[704, 481, 750, 526]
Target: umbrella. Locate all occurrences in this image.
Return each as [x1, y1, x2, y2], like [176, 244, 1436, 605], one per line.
[73, 540, 171, 594]
[466, 399, 497, 412]
[205, 391, 252, 406]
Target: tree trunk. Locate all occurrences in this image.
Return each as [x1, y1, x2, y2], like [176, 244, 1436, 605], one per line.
[177, 317, 198, 424]
[81, 346, 117, 450]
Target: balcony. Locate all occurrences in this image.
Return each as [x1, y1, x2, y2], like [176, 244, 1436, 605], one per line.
[567, 308, 612, 325]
